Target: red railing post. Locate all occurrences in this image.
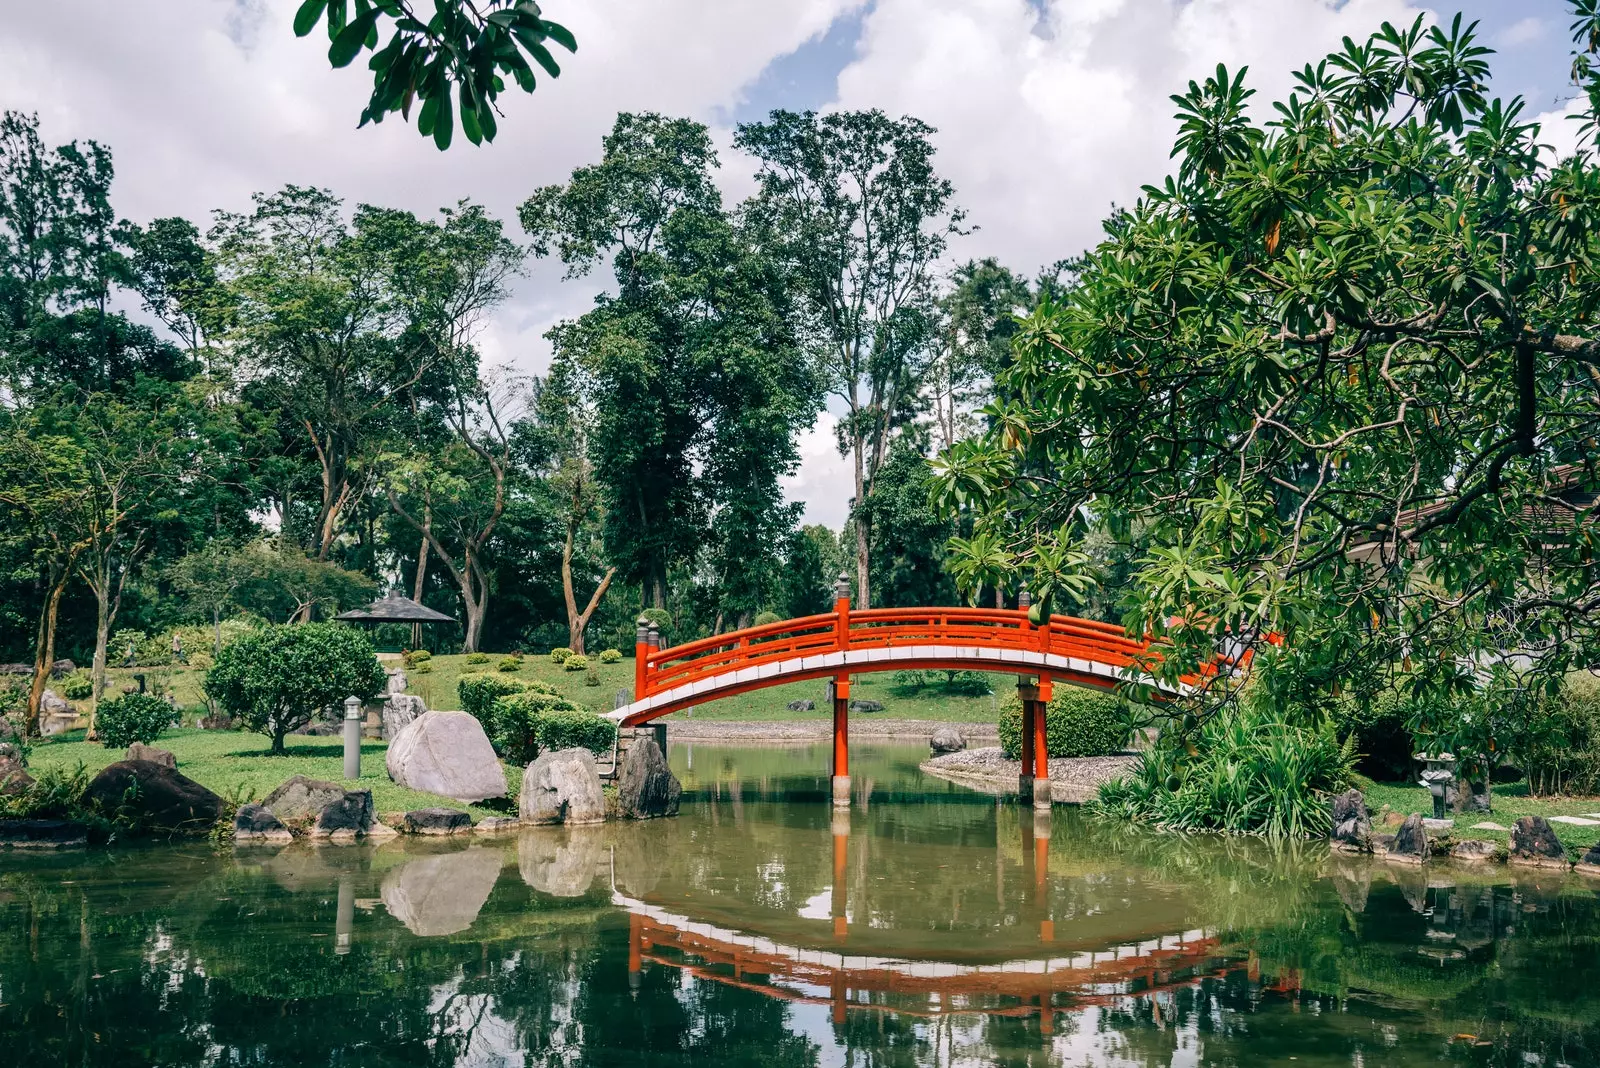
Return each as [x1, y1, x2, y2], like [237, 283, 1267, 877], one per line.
[833, 570, 850, 651]
[832, 572, 852, 808]
[633, 616, 650, 700]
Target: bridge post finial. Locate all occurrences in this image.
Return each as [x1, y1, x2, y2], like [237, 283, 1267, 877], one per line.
[635, 617, 651, 645]
[833, 571, 851, 604]
[1017, 586, 1031, 611]
[647, 621, 660, 650]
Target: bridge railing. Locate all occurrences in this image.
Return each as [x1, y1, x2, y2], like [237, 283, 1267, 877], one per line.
[632, 604, 1178, 701]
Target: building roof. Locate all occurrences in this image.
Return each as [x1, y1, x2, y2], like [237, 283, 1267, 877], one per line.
[334, 590, 456, 624]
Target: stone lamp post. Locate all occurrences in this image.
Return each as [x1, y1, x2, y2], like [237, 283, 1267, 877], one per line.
[344, 695, 363, 780]
[1416, 752, 1457, 821]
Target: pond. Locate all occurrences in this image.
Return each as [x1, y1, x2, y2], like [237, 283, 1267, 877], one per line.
[3, 742, 1599, 1066]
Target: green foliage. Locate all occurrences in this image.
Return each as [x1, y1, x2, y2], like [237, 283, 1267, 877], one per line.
[409, 661, 432, 674]
[562, 653, 589, 672]
[203, 624, 386, 755]
[60, 672, 93, 701]
[1338, 689, 1415, 782]
[1091, 704, 1355, 837]
[465, 652, 491, 665]
[403, 649, 431, 666]
[932, 14, 1600, 727]
[0, 763, 91, 820]
[1519, 674, 1600, 796]
[597, 648, 622, 664]
[997, 688, 1127, 759]
[456, 672, 527, 728]
[892, 669, 991, 698]
[94, 694, 174, 749]
[488, 690, 611, 764]
[498, 656, 523, 673]
[549, 647, 573, 664]
[752, 611, 782, 628]
[292, 0, 577, 150]
[584, 666, 601, 687]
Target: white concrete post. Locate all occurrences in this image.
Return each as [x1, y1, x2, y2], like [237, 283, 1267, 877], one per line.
[343, 695, 363, 780]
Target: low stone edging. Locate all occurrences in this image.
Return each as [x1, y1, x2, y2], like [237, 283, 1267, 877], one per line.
[918, 746, 1138, 804]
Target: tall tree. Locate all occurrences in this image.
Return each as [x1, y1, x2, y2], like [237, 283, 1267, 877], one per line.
[736, 109, 963, 606]
[928, 258, 1031, 452]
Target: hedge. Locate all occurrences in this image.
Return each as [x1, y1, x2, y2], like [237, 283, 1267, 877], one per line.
[997, 687, 1128, 760]
[458, 673, 528, 729]
[490, 691, 614, 765]
[96, 693, 175, 749]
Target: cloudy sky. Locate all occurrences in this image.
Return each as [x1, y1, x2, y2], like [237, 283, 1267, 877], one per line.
[0, 0, 1580, 526]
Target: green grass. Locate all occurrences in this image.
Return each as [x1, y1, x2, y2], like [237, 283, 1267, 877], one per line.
[1364, 780, 1600, 855]
[26, 727, 519, 820]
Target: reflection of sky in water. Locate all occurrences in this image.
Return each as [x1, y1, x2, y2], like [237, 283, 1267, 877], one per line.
[797, 887, 832, 920]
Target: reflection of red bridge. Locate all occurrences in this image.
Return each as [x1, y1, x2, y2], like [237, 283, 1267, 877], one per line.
[612, 578, 1247, 805]
[619, 891, 1226, 1028]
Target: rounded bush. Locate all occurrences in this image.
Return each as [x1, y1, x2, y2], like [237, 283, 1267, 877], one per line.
[410, 661, 433, 674]
[535, 708, 616, 756]
[549, 647, 574, 664]
[465, 652, 492, 665]
[584, 666, 602, 686]
[753, 611, 782, 628]
[497, 656, 523, 673]
[97, 694, 174, 749]
[997, 688, 1128, 759]
[61, 672, 94, 701]
[598, 648, 623, 664]
[403, 649, 432, 666]
[457, 673, 527, 730]
[563, 654, 590, 672]
[490, 691, 607, 765]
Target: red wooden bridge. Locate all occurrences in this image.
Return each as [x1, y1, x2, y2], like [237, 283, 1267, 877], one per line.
[610, 575, 1244, 807]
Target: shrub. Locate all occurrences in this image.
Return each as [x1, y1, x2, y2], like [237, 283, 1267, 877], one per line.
[585, 666, 601, 687]
[753, 611, 783, 627]
[549, 647, 574, 664]
[944, 670, 992, 697]
[465, 652, 491, 665]
[1520, 674, 1600, 796]
[998, 688, 1128, 759]
[403, 648, 432, 666]
[535, 707, 616, 756]
[61, 672, 94, 701]
[203, 623, 386, 755]
[490, 691, 596, 764]
[1338, 688, 1414, 782]
[892, 670, 929, 694]
[598, 648, 623, 664]
[0, 764, 90, 820]
[96, 693, 175, 748]
[410, 661, 433, 674]
[498, 656, 523, 673]
[458, 673, 528, 731]
[563, 654, 590, 672]
[1091, 703, 1355, 837]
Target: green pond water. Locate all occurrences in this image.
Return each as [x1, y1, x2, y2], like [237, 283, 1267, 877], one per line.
[3, 742, 1600, 1067]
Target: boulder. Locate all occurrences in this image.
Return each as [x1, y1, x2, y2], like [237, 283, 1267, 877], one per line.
[1578, 842, 1600, 876]
[1388, 814, 1428, 861]
[1509, 816, 1567, 867]
[385, 666, 408, 695]
[0, 662, 30, 676]
[40, 689, 72, 715]
[386, 711, 507, 804]
[849, 698, 885, 713]
[1329, 790, 1371, 851]
[263, 775, 348, 824]
[0, 818, 88, 848]
[1450, 839, 1499, 862]
[473, 816, 522, 834]
[124, 743, 176, 769]
[50, 659, 76, 677]
[403, 807, 471, 835]
[786, 699, 815, 712]
[519, 827, 605, 896]
[382, 693, 428, 740]
[0, 756, 33, 796]
[616, 737, 682, 819]
[311, 789, 375, 839]
[930, 728, 967, 755]
[381, 848, 503, 936]
[520, 748, 605, 825]
[80, 760, 223, 832]
[233, 803, 293, 844]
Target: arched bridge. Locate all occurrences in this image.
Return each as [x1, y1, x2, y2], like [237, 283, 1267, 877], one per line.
[607, 579, 1248, 807]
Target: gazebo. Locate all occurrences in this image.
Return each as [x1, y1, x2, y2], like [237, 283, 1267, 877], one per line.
[335, 590, 456, 650]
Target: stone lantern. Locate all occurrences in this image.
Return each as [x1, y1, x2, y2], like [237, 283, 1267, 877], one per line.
[1416, 752, 1457, 821]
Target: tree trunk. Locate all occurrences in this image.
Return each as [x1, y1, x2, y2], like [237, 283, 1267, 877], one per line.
[411, 501, 431, 649]
[88, 588, 110, 739]
[26, 573, 71, 738]
[852, 436, 870, 607]
[212, 605, 222, 658]
[994, 585, 1004, 610]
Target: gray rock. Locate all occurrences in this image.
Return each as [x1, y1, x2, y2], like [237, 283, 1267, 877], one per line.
[0, 663, 30, 676]
[518, 827, 605, 896]
[312, 789, 374, 837]
[0, 756, 33, 796]
[786, 699, 815, 712]
[80, 760, 223, 832]
[386, 711, 507, 803]
[1581, 842, 1600, 868]
[233, 803, 292, 843]
[1510, 816, 1566, 865]
[382, 693, 428, 740]
[616, 737, 682, 819]
[124, 743, 175, 769]
[0, 818, 88, 848]
[381, 848, 503, 936]
[1450, 839, 1499, 862]
[849, 698, 885, 713]
[40, 689, 72, 716]
[1330, 790, 1371, 850]
[403, 807, 471, 835]
[386, 666, 408, 696]
[930, 728, 967, 754]
[1390, 813, 1428, 858]
[520, 748, 605, 825]
[473, 816, 521, 834]
[263, 775, 348, 824]
[50, 659, 76, 677]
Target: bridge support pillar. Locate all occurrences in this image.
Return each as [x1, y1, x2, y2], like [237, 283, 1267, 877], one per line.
[1017, 683, 1051, 805]
[831, 676, 850, 807]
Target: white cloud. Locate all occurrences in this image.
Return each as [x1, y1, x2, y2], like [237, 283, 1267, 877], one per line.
[826, 0, 1427, 273]
[1534, 96, 1593, 164]
[782, 413, 856, 529]
[1498, 16, 1547, 48]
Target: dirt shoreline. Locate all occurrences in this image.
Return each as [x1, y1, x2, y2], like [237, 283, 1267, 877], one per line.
[919, 747, 1138, 803]
[662, 719, 999, 743]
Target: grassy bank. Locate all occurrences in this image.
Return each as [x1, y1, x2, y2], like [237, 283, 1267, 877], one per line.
[26, 728, 518, 820]
[1364, 781, 1600, 855]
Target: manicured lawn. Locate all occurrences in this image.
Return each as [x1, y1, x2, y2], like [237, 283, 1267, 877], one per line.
[27, 727, 519, 820]
[1365, 780, 1600, 855]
